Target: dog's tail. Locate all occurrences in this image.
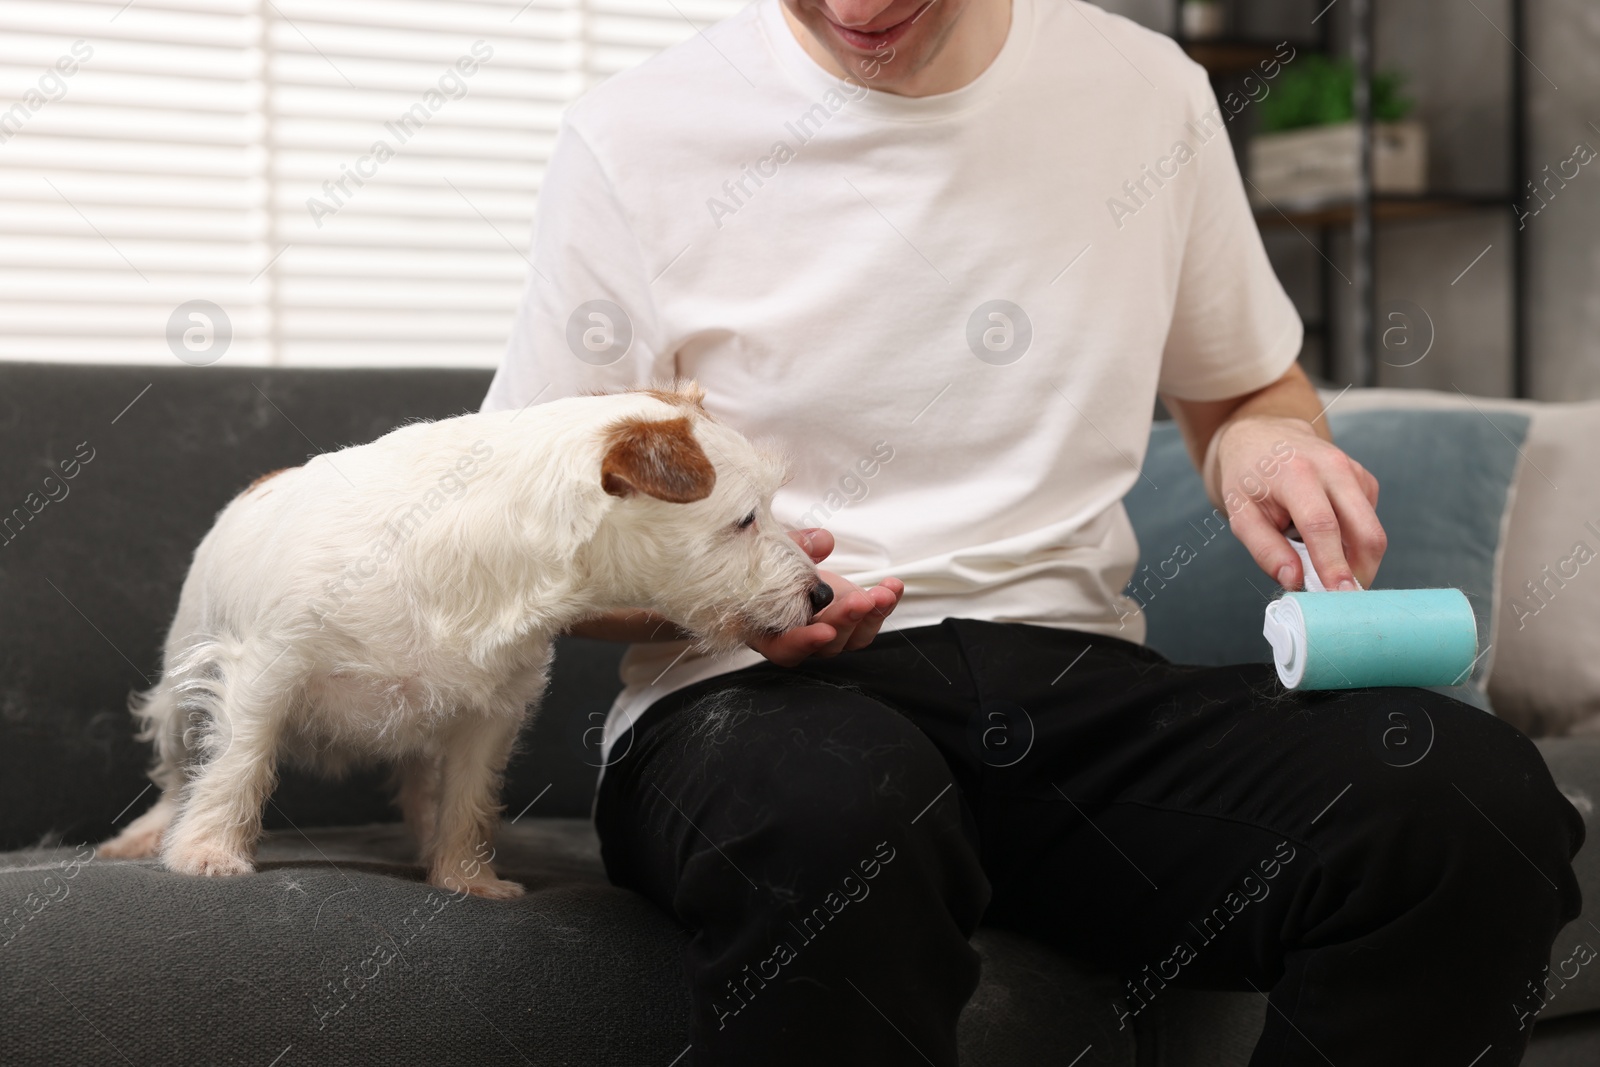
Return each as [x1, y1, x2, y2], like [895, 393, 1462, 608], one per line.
[129, 677, 187, 793]
[131, 634, 239, 790]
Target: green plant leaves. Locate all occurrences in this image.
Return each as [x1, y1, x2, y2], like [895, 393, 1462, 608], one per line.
[1257, 55, 1414, 132]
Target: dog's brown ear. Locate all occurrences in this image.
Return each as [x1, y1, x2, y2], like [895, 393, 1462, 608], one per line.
[601, 415, 716, 503]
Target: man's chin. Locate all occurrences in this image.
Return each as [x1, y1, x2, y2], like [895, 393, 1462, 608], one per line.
[785, 0, 955, 91]
[827, 40, 928, 89]
[841, 21, 968, 91]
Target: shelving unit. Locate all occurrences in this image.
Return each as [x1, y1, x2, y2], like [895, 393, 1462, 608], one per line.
[1254, 194, 1511, 230]
[1172, 0, 1528, 395]
[1179, 39, 1306, 77]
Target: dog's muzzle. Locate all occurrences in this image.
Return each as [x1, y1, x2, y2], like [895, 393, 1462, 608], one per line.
[807, 580, 834, 615]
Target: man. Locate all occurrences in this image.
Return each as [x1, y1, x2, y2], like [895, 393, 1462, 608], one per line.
[483, 0, 1583, 1062]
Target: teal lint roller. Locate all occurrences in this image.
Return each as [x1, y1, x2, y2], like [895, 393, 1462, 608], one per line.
[1261, 536, 1479, 691]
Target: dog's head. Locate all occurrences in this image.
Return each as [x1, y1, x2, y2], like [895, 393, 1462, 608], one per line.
[588, 384, 828, 650]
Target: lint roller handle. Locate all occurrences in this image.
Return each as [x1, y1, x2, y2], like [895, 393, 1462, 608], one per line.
[1284, 530, 1357, 592]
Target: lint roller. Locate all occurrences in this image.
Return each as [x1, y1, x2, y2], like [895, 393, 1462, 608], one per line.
[1261, 534, 1479, 690]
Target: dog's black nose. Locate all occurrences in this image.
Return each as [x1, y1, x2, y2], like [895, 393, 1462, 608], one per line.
[808, 581, 834, 615]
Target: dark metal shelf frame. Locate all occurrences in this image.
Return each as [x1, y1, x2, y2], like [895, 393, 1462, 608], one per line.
[1173, 0, 1528, 395]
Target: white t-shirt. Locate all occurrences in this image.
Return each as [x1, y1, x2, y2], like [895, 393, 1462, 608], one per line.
[482, 0, 1302, 756]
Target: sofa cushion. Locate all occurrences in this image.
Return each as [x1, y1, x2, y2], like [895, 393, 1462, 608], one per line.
[0, 820, 1137, 1067]
[1533, 737, 1600, 1023]
[11, 811, 1592, 1059]
[1123, 408, 1530, 712]
[1491, 401, 1600, 735]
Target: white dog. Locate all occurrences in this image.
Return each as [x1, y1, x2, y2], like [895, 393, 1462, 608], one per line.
[99, 383, 829, 898]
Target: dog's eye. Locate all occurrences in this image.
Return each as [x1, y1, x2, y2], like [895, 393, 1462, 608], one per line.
[735, 511, 756, 530]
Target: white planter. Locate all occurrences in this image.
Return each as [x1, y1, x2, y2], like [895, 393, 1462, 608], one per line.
[1248, 121, 1429, 209]
[1181, 1, 1227, 39]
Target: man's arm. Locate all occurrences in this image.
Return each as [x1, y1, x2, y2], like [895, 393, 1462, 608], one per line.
[1163, 363, 1387, 592]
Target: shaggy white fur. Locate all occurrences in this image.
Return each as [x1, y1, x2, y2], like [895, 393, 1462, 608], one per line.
[99, 383, 821, 898]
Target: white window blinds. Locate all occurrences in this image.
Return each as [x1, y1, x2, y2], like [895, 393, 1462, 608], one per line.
[0, 0, 746, 366]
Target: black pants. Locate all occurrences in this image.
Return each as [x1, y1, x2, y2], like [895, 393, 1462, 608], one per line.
[594, 619, 1584, 1066]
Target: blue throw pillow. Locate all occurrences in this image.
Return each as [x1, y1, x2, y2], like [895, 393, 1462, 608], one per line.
[1121, 408, 1530, 711]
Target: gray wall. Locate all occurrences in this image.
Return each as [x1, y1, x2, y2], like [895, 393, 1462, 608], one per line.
[1094, 0, 1599, 401]
[1525, 0, 1600, 399]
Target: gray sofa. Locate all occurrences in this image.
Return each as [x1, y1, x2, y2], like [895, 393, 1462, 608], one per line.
[2, 363, 1596, 1065]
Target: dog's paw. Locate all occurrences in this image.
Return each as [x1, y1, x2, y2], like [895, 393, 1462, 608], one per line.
[462, 877, 525, 900]
[98, 827, 163, 859]
[164, 841, 255, 878]
[432, 870, 524, 900]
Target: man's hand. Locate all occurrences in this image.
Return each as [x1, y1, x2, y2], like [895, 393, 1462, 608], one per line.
[748, 528, 905, 668]
[1212, 414, 1386, 591]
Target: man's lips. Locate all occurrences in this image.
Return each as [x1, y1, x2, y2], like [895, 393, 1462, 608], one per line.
[824, 3, 930, 52]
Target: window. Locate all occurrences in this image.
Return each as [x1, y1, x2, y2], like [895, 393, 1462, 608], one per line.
[0, 0, 746, 366]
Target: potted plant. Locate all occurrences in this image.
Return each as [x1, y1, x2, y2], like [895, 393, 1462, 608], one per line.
[1249, 55, 1427, 209]
[1181, 0, 1227, 40]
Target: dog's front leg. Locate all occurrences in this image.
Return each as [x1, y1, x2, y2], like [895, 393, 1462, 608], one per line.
[427, 713, 524, 899]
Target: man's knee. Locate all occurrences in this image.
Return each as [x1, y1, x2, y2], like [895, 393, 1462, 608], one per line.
[668, 680, 981, 907]
[1347, 689, 1583, 907]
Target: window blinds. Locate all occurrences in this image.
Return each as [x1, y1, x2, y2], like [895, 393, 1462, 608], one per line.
[0, 0, 745, 365]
